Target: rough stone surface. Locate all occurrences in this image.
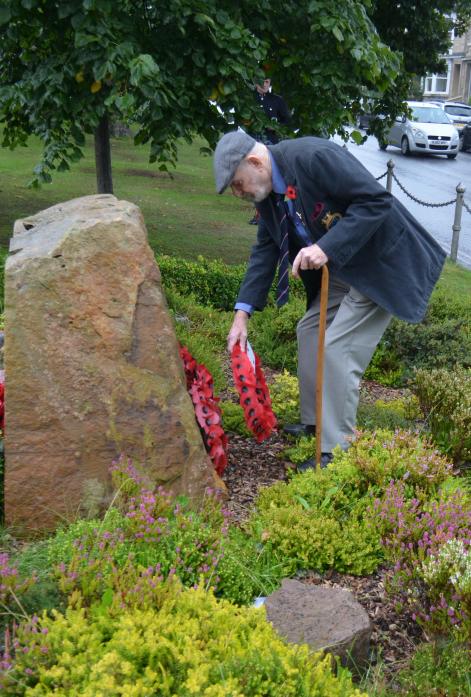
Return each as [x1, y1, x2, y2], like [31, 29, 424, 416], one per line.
[265, 578, 371, 668]
[5, 194, 219, 532]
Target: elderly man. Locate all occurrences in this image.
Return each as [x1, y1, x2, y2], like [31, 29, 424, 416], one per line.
[213, 131, 446, 469]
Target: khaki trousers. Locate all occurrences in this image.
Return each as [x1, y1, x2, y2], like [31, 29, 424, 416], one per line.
[297, 276, 392, 452]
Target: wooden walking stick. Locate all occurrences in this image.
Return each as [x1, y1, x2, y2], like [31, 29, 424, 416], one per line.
[315, 264, 330, 467]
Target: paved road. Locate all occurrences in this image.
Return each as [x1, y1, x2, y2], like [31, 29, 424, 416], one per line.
[331, 132, 471, 269]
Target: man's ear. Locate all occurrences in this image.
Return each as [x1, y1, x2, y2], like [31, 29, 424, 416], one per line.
[246, 155, 264, 170]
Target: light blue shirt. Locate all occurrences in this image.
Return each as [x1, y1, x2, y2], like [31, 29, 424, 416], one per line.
[235, 153, 311, 315]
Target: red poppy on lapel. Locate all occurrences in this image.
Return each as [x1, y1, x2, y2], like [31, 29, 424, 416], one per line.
[311, 202, 324, 221]
[285, 185, 297, 200]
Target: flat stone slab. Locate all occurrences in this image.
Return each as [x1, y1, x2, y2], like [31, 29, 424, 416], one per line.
[265, 578, 371, 668]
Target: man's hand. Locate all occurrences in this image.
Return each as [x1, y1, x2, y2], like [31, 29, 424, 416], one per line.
[292, 244, 328, 278]
[227, 310, 249, 352]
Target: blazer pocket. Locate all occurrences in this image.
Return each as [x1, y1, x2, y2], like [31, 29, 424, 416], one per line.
[380, 226, 407, 259]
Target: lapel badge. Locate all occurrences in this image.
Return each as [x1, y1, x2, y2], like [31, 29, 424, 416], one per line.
[321, 211, 343, 230]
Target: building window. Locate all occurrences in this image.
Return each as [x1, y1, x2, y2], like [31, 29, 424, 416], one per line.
[423, 64, 451, 95]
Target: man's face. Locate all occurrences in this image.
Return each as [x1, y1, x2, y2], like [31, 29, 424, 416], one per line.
[230, 158, 272, 203]
[255, 78, 271, 95]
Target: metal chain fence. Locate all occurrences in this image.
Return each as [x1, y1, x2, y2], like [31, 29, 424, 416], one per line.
[378, 160, 467, 262]
[391, 171, 455, 208]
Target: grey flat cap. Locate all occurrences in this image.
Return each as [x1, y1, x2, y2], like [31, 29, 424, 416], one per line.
[214, 131, 256, 194]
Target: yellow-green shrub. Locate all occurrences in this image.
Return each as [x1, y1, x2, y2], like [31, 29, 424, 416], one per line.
[220, 401, 252, 437]
[269, 370, 300, 425]
[250, 469, 382, 576]
[2, 586, 367, 697]
[250, 430, 455, 577]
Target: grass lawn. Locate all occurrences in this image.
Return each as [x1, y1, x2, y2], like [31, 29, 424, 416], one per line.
[0, 134, 256, 264]
[1, 133, 470, 295]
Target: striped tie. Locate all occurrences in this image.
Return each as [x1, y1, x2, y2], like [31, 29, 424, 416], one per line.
[276, 196, 290, 307]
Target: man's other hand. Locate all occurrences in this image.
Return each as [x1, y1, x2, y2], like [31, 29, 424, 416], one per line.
[227, 310, 249, 352]
[292, 245, 328, 278]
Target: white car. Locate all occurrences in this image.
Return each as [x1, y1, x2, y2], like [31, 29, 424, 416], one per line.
[379, 101, 460, 159]
[429, 101, 471, 140]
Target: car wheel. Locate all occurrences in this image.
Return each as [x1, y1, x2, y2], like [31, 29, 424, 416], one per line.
[401, 137, 410, 156]
[447, 154, 457, 160]
[459, 137, 464, 151]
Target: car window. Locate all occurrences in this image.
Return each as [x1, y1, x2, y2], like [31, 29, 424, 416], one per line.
[410, 106, 453, 124]
[444, 105, 471, 118]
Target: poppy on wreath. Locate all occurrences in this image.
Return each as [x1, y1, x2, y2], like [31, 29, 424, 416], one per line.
[285, 185, 297, 200]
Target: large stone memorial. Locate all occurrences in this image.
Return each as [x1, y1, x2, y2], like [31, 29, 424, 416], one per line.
[4, 195, 218, 532]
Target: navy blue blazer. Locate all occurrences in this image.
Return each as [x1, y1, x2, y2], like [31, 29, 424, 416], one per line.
[236, 137, 446, 323]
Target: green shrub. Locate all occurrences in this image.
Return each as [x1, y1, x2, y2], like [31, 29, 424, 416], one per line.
[42, 479, 284, 607]
[166, 286, 232, 393]
[332, 429, 454, 495]
[412, 366, 471, 463]
[0, 249, 6, 312]
[250, 430, 455, 577]
[2, 585, 367, 696]
[250, 464, 383, 576]
[158, 253, 247, 310]
[220, 401, 252, 437]
[382, 638, 471, 697]
[363, 340, 404, 386]
[250, 297, 305, 373]
[215, 527, 286, 605]
[282, 435, 316, 464]
[366, 287, 471, 387]
[356, 397, 420, 432]
[269, 370, 300, 425]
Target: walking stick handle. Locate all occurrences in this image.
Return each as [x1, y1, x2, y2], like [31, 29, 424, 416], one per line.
[316, 264, 329, 467]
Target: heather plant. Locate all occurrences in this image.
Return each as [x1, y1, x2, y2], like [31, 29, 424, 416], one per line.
[0, 584, 367, 696]
[0, 553, 36, 621]
[370, 481, 471, 637]
[332, 429, 454, 496]
[46, 457, 283, 607]
[419, 538, 471, 640]
[412, 366, 471, 463]
[364, 638, 471, 697]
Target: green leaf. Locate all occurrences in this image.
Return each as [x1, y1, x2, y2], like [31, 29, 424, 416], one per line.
[350, 129, 363, 145]
[194, 13, 215, 28]
[332, 26, 344, 42]
[101, 587, 114, 607]
[294, 495, 311, 510]
[0, 6, 11, 24]
[319, 486, 339, 510]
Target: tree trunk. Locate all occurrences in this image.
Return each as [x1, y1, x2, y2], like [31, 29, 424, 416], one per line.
[94, 113, 113, 194]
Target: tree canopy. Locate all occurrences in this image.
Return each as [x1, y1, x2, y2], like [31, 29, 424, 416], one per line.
[0, 0, 402, 189]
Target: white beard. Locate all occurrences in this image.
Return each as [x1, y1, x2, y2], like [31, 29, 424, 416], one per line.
[241, 182, 271, 203]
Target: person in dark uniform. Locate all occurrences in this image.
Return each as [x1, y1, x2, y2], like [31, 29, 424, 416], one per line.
[248, 78, 291, 223]
[254, 78, 291, 145]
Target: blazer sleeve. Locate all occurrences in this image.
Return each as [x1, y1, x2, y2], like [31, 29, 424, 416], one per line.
[311, 146, 394, 267]
[236, 218, 279, 311]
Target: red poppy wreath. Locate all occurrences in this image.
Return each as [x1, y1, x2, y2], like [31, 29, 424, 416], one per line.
[179, 345, 228, 475]
[231, 342, 277, 443]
